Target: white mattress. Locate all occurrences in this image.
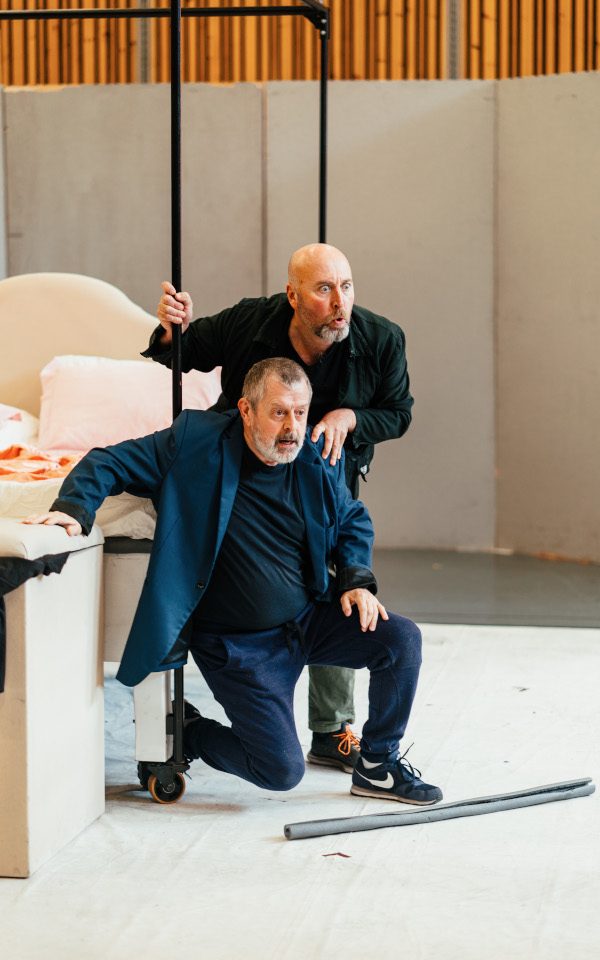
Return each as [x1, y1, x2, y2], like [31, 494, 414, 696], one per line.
[0, 474, 157, 540]
[1, 414, 160, 539]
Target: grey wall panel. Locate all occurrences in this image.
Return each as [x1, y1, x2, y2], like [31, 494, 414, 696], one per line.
[5, 76, 597, 558]
[266, 81, 496, 549]
[182, 84, 263, 314]
[497, 73, 600, 562]
[4, 84, 262, 317]
[264, 82, 320, 290]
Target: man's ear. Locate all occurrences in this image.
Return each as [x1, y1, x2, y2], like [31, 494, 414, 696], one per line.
[286, 282, 297, 310]
[238, 396, 251, 423]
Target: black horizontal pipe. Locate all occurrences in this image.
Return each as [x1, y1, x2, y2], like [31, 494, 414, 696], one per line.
[0, 6, 319, 25]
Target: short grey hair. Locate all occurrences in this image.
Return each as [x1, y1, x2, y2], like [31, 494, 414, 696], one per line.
[242, 358, 312, 409]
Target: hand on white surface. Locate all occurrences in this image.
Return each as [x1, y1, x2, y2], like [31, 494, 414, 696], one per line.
[311, 408, 357, 465]
[22, 511, 82, 537]
[340, 588, 388, 632]
[157, 281, 193, 343]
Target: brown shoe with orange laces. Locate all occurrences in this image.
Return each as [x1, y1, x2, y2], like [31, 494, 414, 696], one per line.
[306, 722, 360, 773]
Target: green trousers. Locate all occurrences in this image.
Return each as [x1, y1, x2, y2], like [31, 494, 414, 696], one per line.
[307, 467, 360, 733]
[308, 665, 355, 733]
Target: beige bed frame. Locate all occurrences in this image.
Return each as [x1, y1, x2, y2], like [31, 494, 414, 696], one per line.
[0, 273, 173, 877]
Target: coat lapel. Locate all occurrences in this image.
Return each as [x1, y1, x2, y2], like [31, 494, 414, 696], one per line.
[215, 418, 245, 556]
[295, 445, 328, 594]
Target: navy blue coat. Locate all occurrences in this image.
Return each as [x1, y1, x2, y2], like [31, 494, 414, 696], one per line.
[52, 410, 376, 687]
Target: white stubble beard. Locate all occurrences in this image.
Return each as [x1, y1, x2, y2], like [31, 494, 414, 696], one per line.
[251, 428, 303, 465]
[314, 322, 350, 344]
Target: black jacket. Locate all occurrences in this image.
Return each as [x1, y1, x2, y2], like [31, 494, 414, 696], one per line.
[143, 293, 413, 492]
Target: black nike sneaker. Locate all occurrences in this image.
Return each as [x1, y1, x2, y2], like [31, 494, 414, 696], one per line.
[351, 749, 443, 805]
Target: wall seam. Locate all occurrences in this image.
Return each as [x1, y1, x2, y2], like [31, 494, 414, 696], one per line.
[260, 81, 268, 296]
[0, 87, 9, 279]
[492, 76, 501, 551]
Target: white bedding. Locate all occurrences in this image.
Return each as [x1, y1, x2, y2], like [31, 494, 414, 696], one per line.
[0, 477, 157, 539]
[0, 438, 157, 541]
[0, 479, 157, 540]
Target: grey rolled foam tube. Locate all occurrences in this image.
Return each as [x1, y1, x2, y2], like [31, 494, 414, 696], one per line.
[284, 778, 595, 841]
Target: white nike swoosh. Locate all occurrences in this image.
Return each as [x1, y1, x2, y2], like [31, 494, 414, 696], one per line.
[362, 772, 395, 790]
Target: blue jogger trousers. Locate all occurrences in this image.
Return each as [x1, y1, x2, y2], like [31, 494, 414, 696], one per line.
[186, 601, 422, 791]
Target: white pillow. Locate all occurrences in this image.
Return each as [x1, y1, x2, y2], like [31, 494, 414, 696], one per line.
[0, 403, 39, 447]
[37, 355, 222, 451]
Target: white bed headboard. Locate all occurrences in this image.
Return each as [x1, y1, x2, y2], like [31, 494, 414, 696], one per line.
[0, 273, 158, 416]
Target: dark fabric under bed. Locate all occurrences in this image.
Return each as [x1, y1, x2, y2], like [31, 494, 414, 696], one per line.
[103, 537, 153, 554]
[0, 552, 71, 693]
[0, 537, 153, 693]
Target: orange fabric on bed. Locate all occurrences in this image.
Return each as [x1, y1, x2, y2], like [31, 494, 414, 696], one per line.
[0, 444, 83, 482]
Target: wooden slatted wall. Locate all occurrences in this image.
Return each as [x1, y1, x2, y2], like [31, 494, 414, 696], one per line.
[0, 0, 598, 86]
[463, 0, 600, 78]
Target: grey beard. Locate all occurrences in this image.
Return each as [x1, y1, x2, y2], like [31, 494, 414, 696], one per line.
[252, 430, 302, 464]
[315, 323, 350, 344]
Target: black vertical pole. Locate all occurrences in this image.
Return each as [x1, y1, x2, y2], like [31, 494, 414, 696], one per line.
[171, 0, 185, 768]
[318, 9, 329, 243]
[171, 0, 183, 420]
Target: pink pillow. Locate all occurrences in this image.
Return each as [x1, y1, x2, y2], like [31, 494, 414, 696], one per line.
[37, 355, 222, 451]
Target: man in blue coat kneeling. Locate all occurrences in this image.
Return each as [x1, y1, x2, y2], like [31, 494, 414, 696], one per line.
[26, 358, 442, 806]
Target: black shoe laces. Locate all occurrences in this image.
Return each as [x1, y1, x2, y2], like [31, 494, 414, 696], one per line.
[398, 743, 423, 782]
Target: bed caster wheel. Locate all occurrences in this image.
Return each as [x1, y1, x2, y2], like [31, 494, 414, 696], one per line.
[148, 772, 186, 804]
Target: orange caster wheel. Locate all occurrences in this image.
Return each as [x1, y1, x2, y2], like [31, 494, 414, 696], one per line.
[147, 772, 186, 804]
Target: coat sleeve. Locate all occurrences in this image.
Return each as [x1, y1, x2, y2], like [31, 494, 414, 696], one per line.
[141, 302, 242, 374]
[348, 324, 413, 448]
[50, 413, 190, 535]
[330, 456, 378, 595]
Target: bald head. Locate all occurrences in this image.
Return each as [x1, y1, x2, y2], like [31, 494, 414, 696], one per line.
[286, 243, 354, 349]
[287, 243, 352, 288]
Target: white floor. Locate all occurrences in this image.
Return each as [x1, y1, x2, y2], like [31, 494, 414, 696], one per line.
[2, 624, 599, 960]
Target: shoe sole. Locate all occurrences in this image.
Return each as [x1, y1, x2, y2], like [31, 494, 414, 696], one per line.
[306, 751, 354, 774]
[350, 784, 442, 805]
